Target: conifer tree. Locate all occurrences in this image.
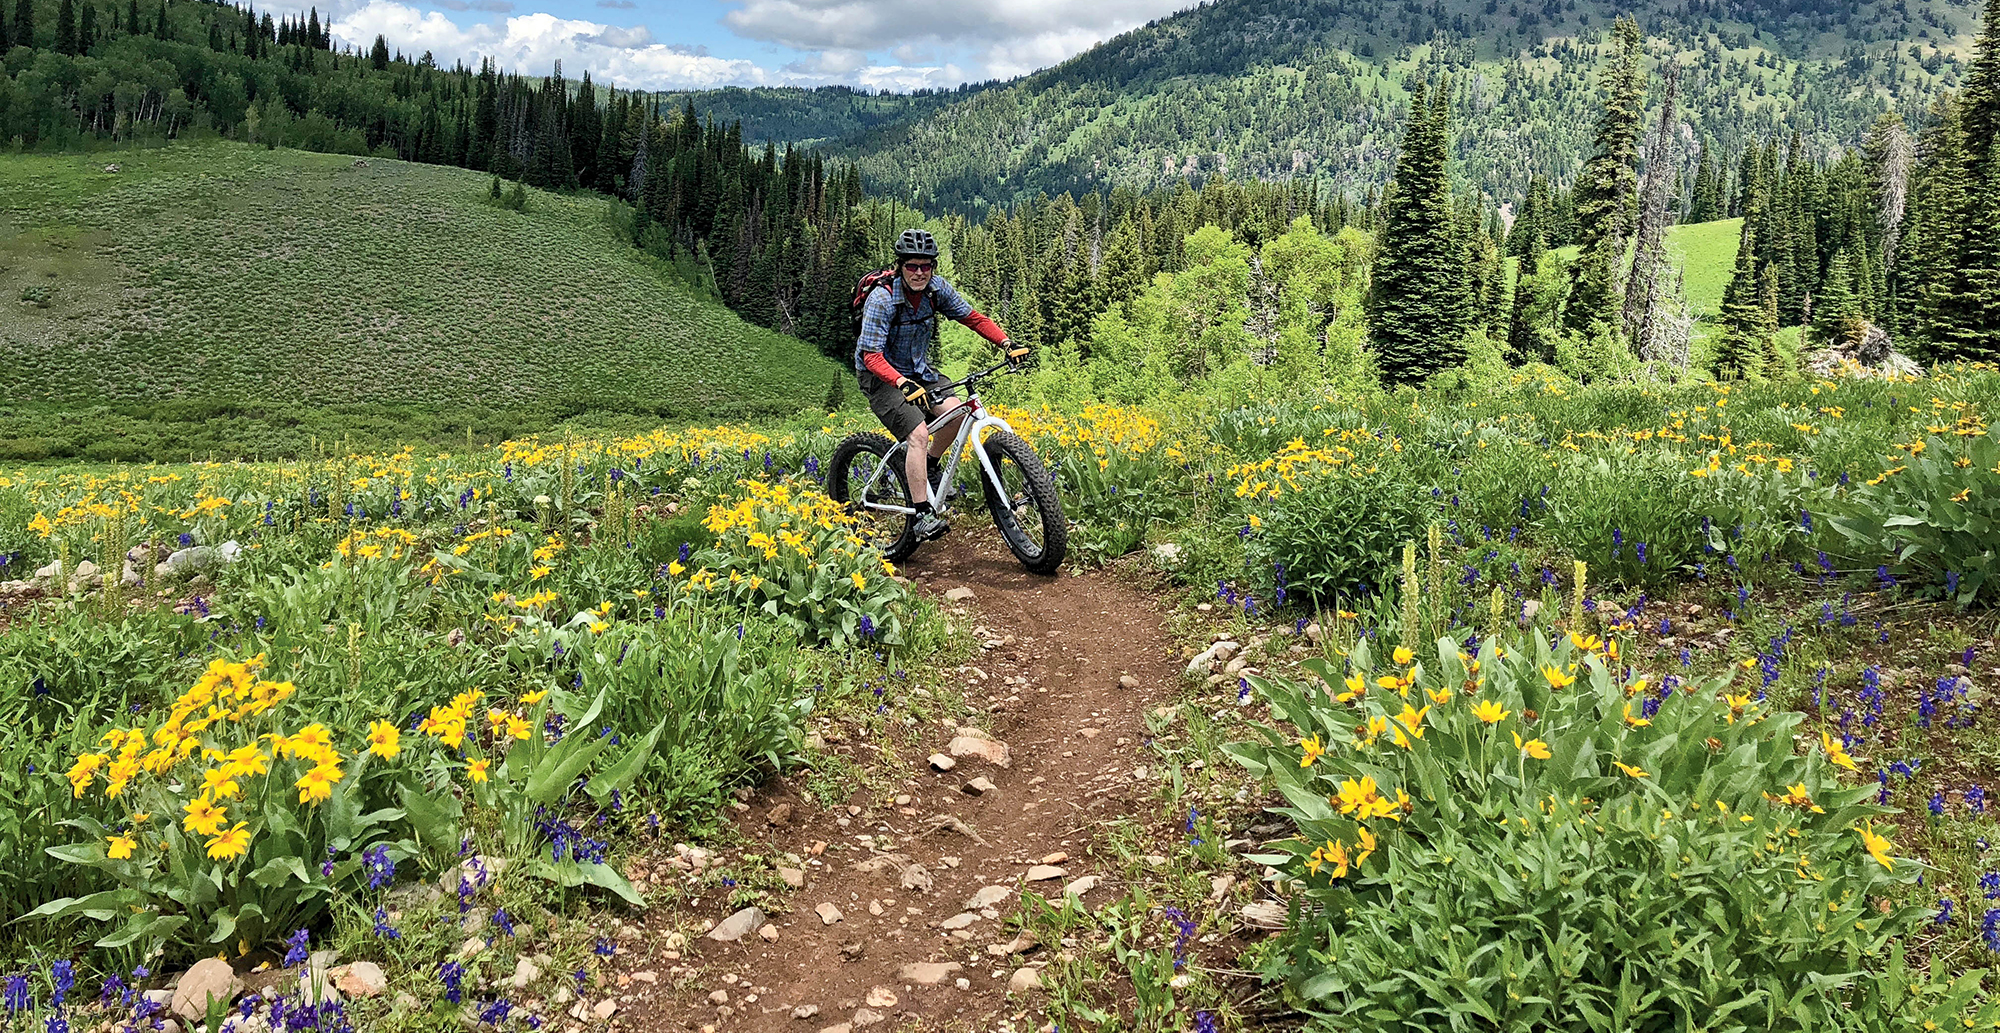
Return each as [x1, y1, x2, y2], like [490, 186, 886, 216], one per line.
[1715, 186, 1776, 378]
[56, 0, 76, 53]
[13, 0, 35, 49]
[370, 33, 390, 71]
[1365, 81, 1469, 384]
[1564, 16, 1646, 336]
[78, 2, 93, 48]
[1965, 0, 2000, 177]
[1809, 250, 1862, 348]
[0, 6, 9, 49]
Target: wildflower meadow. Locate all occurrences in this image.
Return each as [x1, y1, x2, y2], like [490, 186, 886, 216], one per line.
[1, 361, 1998, 1030]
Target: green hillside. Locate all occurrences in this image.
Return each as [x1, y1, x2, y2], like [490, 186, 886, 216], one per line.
[0, 142, 840, 420]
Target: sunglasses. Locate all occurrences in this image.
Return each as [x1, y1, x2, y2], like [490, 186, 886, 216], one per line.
[903, 262, 934, 272]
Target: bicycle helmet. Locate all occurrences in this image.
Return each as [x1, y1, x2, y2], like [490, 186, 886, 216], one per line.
[894, 228, 940, 262]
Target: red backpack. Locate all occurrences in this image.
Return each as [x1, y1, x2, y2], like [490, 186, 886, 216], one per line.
[850, 268, 937, 342]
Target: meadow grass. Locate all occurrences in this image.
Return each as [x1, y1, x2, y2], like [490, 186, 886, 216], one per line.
[0, 141, 842, 415]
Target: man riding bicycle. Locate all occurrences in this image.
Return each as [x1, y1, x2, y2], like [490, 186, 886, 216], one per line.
[855, 228, 1025, 543]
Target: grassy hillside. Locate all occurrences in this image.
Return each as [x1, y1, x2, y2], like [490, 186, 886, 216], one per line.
[0, 142, 841, 420]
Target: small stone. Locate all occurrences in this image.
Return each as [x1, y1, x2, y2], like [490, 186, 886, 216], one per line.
[820, 1025, 853, 1033]
[331, 961, 386, 999]
[939, 912, 979, 930]
[768, 803, 794, 826]
[868, 900, 884, 916]
[759, 924, 781, 942]
[945, 587, 976, 602]
[895, 962, 961, 986]
[927, 754, 957, 772]
[864, 987, 899, 1008]
[964, 885, 1011, 910]
[946, 736, 1011, 767]
[1078, 728, 1101, 739]
[816, 903, 845, 925]
[792, 1005, 820, 1020]
[1118, 675, 1141, 690]
[171, 958, 242, 1022]
[1040, 852, 1069, 864]
[507, 957, 541, 991]
[962, 777, 997, 795]
[1241, 901, 1288, 929]
[1025, 865, 1066, 882]
[839, 941, 865, 960]
[709, 906, 770, 942]
[986, 932, 1038, 956]
[457, 936, 486, 958]
[851, 1009, 886, 1028]
[900, 864, 934, 892]
[630, 972, 657, 984]
[1008, 968, 1043, 993]
[708, 990, 730, 1005]
[1062, 875, 1100, 898]
[778, 867, 806, 889]
[592, 999, 618, 1020]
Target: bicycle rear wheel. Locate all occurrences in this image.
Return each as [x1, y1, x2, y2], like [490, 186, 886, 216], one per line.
[978, 431, 1067, 575]
[827, 432, 918, 561]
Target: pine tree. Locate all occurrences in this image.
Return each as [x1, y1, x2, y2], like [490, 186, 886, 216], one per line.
[370, 33, 390, 71]
[305, 6, 319, 49]
[0, 5, 9, 49]
[1365, 82, 1469, 385]
[1809, 250, 1863, 349]
[1714, 194, 1775, 378]
[1564, 16, 1647, 337]
[78, 2, 93, 48]
[13, 0, 35, 49]
[56, 0, 76, 54]
[1900, 97, 1973, 360]
[1965, 0, 2000, 177]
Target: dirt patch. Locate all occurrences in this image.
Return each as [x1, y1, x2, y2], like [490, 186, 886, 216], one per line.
[616, 528, 1182, 1032]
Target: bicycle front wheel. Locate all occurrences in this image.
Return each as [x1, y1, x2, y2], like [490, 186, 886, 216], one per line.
[828, 431, 918, 562]
[978, 431, 1067, 575]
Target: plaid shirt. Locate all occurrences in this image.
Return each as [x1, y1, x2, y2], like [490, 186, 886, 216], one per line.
[853, 274, 974, 380]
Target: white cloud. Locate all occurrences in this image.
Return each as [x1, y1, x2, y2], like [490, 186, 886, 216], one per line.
[308, 0, 1189, 93]
[329, 1, 788, 88]
[721, 0, 1193, 79]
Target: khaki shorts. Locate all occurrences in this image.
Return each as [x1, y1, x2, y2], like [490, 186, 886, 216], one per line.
[860, 372, 959, 442]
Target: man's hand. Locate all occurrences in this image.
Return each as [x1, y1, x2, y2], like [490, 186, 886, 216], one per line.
[899, 378, 930, 408]
[1004, 341, 1030, 370]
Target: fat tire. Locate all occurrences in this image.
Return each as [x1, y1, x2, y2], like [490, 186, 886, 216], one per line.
[979, 431, 1067, 575]
[828, 431, 918, 562]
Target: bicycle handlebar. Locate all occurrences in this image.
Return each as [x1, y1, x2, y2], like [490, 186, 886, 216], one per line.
[932, 358, 1017, 396]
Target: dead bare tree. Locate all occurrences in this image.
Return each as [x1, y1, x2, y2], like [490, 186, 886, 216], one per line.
[1623, 60, 1681, 357]
[1865, 114, 1913, 272]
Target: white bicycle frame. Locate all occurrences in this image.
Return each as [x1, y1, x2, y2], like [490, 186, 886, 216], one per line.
[857, 374, 1017, 519]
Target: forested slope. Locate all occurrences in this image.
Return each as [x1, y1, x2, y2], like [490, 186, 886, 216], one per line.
[658, 0, 1984, 211]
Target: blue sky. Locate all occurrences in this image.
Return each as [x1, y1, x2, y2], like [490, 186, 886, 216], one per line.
[293, 0, 1195, 92]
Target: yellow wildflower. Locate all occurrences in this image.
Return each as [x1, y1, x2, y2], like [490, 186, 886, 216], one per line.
[1471, 699, 1509, 724]
[367, 720, 401, 760]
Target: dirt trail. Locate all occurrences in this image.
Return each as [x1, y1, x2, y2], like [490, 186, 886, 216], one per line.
[623, 528, 1181, 1033]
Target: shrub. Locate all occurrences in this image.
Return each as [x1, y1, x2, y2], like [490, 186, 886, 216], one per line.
[1225, 626, 1995, 1031]
[678, 478, 911, 648]
[1236, 437, 1428, 600]
[1828, 422, 1999, 607]
[30, 653, 650, 958]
